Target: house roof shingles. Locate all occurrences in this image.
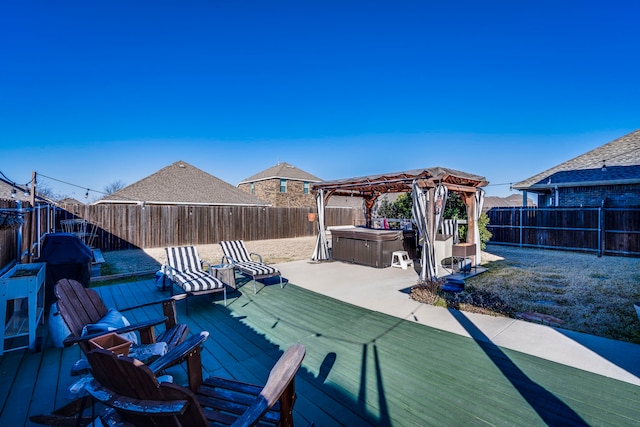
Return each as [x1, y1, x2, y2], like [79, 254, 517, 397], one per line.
[0, 178, 30, 202]
[96, 160, 269, 206]
[239, 162, 322, 184]
[513, 129, 640, 191]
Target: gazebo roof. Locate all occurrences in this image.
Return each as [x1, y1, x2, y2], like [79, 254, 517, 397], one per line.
[312, 167, 488, 197]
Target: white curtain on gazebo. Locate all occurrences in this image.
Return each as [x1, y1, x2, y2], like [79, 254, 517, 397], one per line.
[311, 189, 330, 261]
[411, 181, 437, 281]
[473, 188, 485, 264]
[434, 183, 448, 240]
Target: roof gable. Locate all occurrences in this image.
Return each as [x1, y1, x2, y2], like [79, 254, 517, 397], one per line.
[96, 160, 269, 206]
[513, 129, 640, 191]
[57, 197, 85, 205]
[239, 162, 322, 184]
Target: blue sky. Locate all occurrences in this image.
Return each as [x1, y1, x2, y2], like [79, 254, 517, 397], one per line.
[1, 1, 638, 201]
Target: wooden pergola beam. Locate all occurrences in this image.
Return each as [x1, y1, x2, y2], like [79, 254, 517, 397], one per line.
[312, 168, 489, 258]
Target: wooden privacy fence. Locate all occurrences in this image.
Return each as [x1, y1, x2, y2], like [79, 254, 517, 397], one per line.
[0, 200, 20, 269]
[54, 204, 357, 251]
[0, 200, 53, 270]
[486, 207, 640, 257]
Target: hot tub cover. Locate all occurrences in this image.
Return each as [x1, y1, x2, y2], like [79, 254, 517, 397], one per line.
[330, 227, 403, 241]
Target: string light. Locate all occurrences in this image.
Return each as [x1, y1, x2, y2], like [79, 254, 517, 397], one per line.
[36, 172, 152, 205]
[1, 169, 146, 205]
[484, 181, 516, 188]
[0, 171, 27, 199]
[37, 173, 146, 203]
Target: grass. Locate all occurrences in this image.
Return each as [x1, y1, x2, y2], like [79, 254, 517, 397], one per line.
[100, 261, 119, 276]
[411, 244, 640, 344]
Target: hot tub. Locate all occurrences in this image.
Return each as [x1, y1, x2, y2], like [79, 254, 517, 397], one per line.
[331, 228, 404, 268]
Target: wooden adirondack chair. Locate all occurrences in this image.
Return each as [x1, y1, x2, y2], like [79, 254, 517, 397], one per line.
[54, 278, 189, 360]
[85, 343, 307, 427]
[30, 332, 210, 427]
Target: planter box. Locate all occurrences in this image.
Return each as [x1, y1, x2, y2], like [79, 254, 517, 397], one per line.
[0, 263, 46, 355]
[89, 332, 131, 356]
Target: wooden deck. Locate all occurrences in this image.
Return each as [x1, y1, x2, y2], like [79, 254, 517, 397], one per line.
[2, 275, 640, 426]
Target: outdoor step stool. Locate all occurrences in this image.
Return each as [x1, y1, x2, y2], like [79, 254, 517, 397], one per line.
[391, 251, 413, 269]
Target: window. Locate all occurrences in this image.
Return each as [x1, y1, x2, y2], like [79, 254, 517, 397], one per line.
[543, 193, 556, 207]
[280, 179, 287, 193]
[303, 182, 309, 194]
[250, 182, 255, 195]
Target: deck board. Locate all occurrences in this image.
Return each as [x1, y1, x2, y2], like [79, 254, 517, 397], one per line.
[2, 342, 40, 426]
[1, 276, 640, 426]
[29, 332, 62, 419]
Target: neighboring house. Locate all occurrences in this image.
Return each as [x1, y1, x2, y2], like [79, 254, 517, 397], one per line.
[513, 129, 640, 207]
[0, 176, 49, 204]
[0, 177, 30, 202]
[95, 160, 268, 206]
[238, 162, 322, 208]
[57, 197, 85, 205]
[56, 197, 86, 215]
[483, 194, 536, 212]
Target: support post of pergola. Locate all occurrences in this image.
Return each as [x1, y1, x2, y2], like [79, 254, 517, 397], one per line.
[462, 192, 478, 265]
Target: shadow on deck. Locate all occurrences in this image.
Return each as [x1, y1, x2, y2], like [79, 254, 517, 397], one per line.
[1, 275, 640, 426]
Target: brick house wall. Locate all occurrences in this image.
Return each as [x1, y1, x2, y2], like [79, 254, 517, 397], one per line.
[238, 178, 316, 208]
[538, 183, 640, 207]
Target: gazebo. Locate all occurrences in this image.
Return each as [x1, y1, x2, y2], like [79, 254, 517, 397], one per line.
[311, 167, 489, 281]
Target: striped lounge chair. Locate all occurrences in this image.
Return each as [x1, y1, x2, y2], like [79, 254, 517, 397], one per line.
[219, 240, 283, 294]
[164, 246, 227, 311]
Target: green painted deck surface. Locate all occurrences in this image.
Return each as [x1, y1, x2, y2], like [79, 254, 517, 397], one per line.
[1, 276, 639, 426]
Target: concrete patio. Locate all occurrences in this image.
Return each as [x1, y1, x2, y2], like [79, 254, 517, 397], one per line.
[275, 259, 640, 386]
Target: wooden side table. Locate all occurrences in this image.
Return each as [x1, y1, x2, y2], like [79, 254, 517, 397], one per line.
[212, 264, 236, 289]
[452, 243, 475, 258]
[452, 243, 476, 273]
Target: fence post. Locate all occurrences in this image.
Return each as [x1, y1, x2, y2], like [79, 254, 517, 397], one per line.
[519, 207, 523, 247]
[598, 206, 604, 257]
[16, 201, 23, 263]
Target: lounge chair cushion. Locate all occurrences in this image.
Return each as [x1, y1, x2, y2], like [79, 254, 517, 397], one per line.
[219, 240, 282, 294]
[165, 246, 225, 293]
[233, 260, 279, 277]
[170, 269, 224, 293]
[219, 240, 253, 263]
[82, 308, 138, 344]
[220, 240, 280, 277]
[166, 246, 203, 272]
